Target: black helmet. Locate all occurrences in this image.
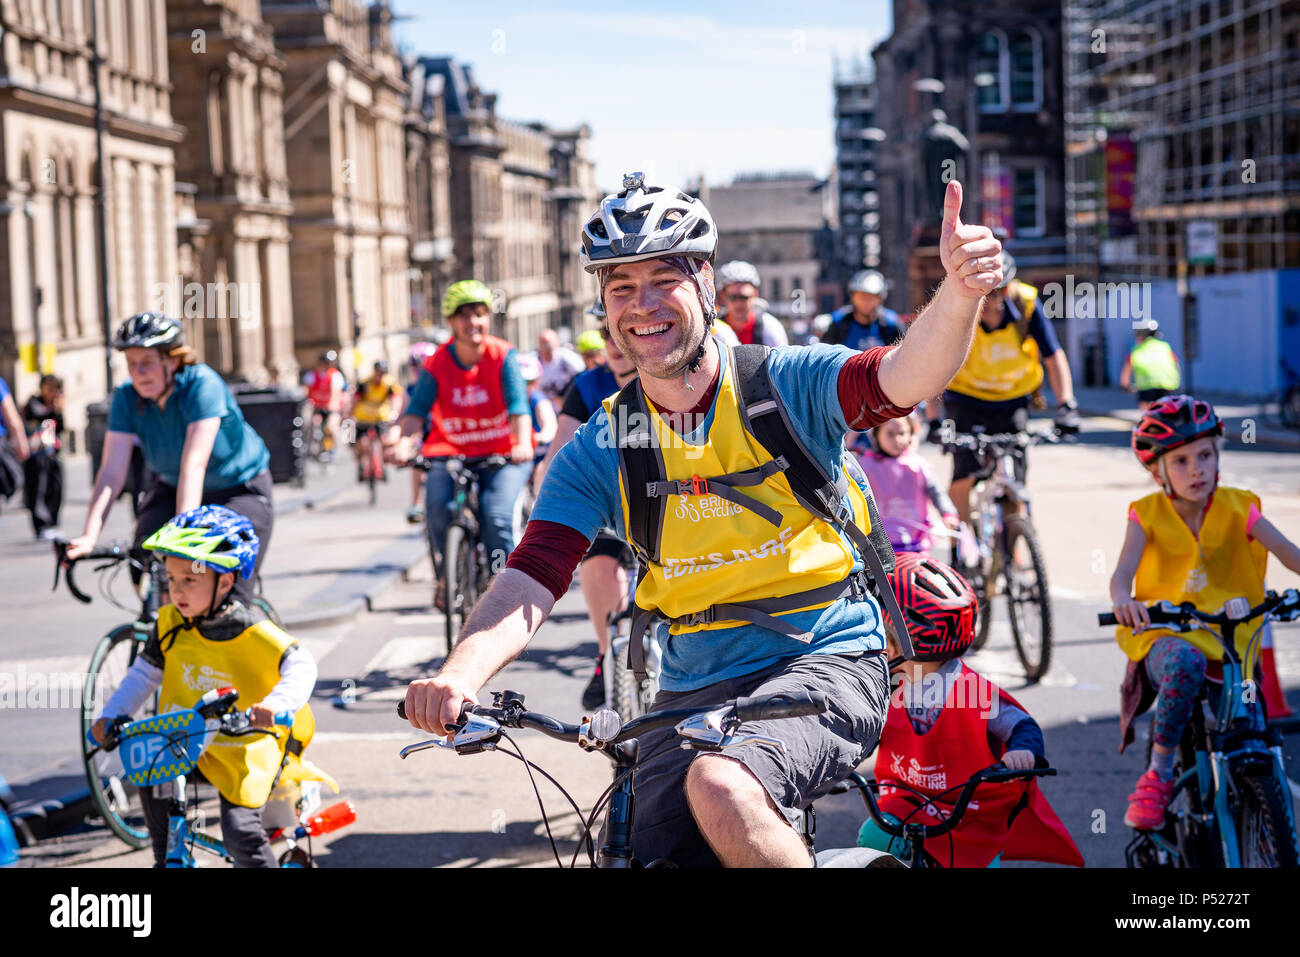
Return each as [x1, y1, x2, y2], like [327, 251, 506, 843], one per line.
[114, 313, 183, 351]
[373, 359, 389, 374]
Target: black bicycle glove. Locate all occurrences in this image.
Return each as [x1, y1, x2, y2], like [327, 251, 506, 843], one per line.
[1054, 400, 1081, 435]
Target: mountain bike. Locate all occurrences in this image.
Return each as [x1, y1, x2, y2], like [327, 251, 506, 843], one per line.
[825, 763, 1056, 868]
[1099, 590, 1300, 868]
[90, 686, 354, 867]
[1268, 359, 1300, 432]
[413, 454, 508, 656]
[396, 689, 901, 868]
[943, 427, 1059, 681]
[52, 539, 281, 849]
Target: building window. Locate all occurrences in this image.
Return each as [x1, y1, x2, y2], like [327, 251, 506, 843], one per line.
[1012, 166, 1045, 237]
[976, 31, 1007, 112]
[1010, 30, 1043, 110]
[769, 277, 782, 301]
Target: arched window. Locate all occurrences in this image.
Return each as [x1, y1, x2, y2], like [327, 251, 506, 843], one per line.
[1010, 29, 1043, 111]
[975, 31, 1008, 113]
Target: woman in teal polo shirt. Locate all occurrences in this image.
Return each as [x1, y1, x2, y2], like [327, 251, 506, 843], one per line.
[66, 313, 273, 602]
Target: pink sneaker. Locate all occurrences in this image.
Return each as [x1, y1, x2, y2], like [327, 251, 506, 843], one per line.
[1124, 769, 1175, 830]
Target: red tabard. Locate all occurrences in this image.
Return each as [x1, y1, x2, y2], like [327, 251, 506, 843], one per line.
[875, 662, 1083, 868]
[420, 336, 516, 458]
[305, 369, 342, 412]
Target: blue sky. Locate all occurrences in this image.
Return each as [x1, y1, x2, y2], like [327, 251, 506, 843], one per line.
[395, 1, 891, 192]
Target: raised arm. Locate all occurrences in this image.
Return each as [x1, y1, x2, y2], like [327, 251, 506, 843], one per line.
[877, 181, 1002, 408]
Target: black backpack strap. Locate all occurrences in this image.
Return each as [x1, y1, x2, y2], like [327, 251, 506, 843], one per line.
[609, 378, 666, 564]
[732, 343, 914, 659]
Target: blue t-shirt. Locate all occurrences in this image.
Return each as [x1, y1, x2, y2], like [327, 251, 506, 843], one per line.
[532, 344, 886, 692]
[107, 363, 270, 490]
[827, 306, 903, 351]
[405, 347, 529, 422]
[0, 378, 10, 438]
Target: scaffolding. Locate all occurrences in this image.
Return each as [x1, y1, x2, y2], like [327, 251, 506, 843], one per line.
[1064, 0, 1299, 281]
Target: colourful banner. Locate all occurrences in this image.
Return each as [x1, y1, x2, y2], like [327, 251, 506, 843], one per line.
[1105, 132, 1136, 238]
[981, 159, 1013, 237]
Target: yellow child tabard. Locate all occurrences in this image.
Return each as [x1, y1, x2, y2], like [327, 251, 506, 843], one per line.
[156, 605, 315, 808]
[946, 287, 1043, 402]
[605, 355, 870, 634]
[1116, 486, 1268, 663]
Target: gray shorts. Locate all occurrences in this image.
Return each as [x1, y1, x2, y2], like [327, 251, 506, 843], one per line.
[621, 650, 890, 867]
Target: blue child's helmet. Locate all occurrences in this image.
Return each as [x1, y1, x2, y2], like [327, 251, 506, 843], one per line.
[143, 505, 260, 580]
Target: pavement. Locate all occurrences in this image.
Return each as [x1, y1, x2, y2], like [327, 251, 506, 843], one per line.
[1073, 384, 1300, 450]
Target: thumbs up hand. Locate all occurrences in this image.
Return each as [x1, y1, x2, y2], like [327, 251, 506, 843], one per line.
[938, 180, 1003, 299]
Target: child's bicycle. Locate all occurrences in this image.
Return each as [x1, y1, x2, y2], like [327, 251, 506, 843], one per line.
[52, 539, 281, 849]
[89, 686, 355, 867]
[396, 690, 902, 868]
[1098, 589, 1300, 868]
[824, 763, 1057, 868]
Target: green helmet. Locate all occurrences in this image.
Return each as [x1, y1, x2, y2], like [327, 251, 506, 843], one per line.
[576, 330, 605, 355]
[441, 279, 494, 318]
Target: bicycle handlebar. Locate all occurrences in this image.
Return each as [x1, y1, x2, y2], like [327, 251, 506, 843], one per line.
[941, 429, 1060, 454]
[847, 763, 1057, 842]
[1098, 590, 1300, 630]
[408, 453, 510, 472]
[51, 539, 134, 605]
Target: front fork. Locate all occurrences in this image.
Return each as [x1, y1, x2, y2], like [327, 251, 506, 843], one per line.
[161, 777, 195, 869]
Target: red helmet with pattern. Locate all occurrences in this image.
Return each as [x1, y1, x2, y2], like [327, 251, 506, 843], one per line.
[884, 553, 978, 661]
[1131, 394, 1223, 467]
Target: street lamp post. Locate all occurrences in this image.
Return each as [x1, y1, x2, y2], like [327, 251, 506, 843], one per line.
[90, 0, 114, 390]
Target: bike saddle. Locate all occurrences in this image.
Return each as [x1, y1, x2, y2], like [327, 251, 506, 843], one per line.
[814, 847, 908, 868]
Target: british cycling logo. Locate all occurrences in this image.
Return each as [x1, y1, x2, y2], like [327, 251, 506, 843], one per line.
[50, 887, 151, 937]
[672, 495, 744, 522]
[888, 755, 947, 791]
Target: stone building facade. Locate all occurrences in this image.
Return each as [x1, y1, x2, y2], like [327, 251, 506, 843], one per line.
[167, 0, 296, 386]
[263, 0, 411, 379]
[0, 0, 184, 446]
[403, 56, 455, 332]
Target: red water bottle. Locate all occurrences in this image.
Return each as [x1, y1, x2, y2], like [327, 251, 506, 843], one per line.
[305, 800, 356, 836]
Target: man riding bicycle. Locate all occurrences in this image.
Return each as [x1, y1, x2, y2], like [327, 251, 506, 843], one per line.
[403, 174, 1007, 867]
[926, 251, 1080, 525]
[303, 350, 346, 461]
[351, 360, 403, 481]
[389, 280, 534, 599]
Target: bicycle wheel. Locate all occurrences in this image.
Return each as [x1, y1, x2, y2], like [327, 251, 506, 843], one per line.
[1281, 385, 1300, 431]
[367, 446, 378, 506]
[81, 624, 155, 849]
[443, 524, 475, 657]
[1233, 762, 1300, 868]
[1003, 516, 1053, 682]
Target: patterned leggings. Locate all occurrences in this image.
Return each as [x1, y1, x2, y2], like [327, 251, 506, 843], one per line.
[1145, 636, 1208, 749]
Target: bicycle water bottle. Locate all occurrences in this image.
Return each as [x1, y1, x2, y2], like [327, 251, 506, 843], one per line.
[304, 800, 356, 836]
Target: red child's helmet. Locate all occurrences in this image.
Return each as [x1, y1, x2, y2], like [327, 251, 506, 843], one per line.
[1131, 394, 1223, 467]
[884, 553, 978, 661]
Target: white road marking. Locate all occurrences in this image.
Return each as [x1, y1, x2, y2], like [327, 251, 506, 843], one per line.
[360, 636, 443, 676]
[313, 730, 421, 743]
[0, 655, 96, 678]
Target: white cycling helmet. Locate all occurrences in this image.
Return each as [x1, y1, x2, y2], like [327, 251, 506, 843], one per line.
[1132, 317, 1159, 333]
[579, 171, 717, 272]
[716, 260, 762, 290]
[848, 269, 887, 298]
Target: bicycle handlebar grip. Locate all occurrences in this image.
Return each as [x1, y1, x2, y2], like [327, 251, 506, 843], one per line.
[1097, 612, 1117, 626]
[397, 700, 407, 720]
[734, 691, 829, 722]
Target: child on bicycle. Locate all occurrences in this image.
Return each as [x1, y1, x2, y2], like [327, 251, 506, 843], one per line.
[1109, 395, 1300, 830]
[857, 553, 1082, 867]
[90, 505, 332, 867]
[852, 411, 958, 554]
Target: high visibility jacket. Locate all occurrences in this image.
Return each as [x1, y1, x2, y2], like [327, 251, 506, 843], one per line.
[1117, 486, 1267, 663]
[420, 336, 516, 458]
[1129, 338, 1181, 392]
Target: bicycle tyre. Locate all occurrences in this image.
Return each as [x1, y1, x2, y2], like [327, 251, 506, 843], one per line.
[1233, 762, 1300, 868]
[1003, 516, 1053, 682]
[252, 595, 284, 629]
[81, 624, 154, 849]
[1281, 385, 1300, 431]
[444, 524, 474, 657]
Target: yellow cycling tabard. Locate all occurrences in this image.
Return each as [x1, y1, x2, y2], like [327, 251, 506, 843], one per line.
[603, 357, 872, 634]
[1117, 487, 1268, 663]
[353, 374, 399, 425]
[156, 605, 315, 808]
[946, 286, 1044, 402]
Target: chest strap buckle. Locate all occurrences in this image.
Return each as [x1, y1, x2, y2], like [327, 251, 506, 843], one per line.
[676, 475, 708, 497]
[684, 607, 717, 627]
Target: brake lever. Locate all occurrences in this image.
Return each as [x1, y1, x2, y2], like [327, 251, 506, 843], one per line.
[399, 713, 501, 758]
[674, 708, 787, 755]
